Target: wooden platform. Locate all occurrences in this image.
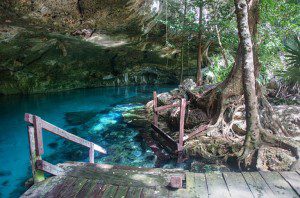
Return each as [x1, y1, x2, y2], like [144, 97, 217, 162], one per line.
[22, 162, 300, 198]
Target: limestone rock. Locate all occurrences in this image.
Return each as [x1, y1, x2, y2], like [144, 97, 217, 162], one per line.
[180, 78, 196, 91]
[273, 105, 300, 137]
[157, 92, 173, 105]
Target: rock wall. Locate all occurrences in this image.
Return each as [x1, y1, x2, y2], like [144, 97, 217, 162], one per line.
[0, 0, 179, 95]
[0, 25, 177, 95]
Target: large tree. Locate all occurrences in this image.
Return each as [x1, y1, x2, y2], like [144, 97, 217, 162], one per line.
[185, 0, 300, 170]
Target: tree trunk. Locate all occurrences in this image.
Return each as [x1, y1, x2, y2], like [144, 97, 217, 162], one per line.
[180, 0, 187, 83]
[196, 4, 203, 86]
[234, 0, 261, 156]
[215, 25, 229, 68]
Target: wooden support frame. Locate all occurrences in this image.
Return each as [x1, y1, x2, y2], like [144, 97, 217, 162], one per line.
[152, 92, 188, 155]
[27, 126, 45, 183]
[36, 160, 65, 176]
[151, 124, 178, 151]
[25, 113, 107, 183]
[153, 91, 158, 126]
[178, 98, 186, 152]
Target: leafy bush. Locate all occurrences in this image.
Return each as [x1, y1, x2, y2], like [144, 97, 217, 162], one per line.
[277, 36, 300, 84]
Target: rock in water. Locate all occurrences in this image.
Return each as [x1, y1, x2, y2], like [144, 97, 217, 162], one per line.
[65, 111, 98, 126]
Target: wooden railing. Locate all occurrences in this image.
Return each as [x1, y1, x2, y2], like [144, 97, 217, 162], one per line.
[152, 91, 186, 153]
[25, 113, 106, 183]
[152, 92, 209, 158]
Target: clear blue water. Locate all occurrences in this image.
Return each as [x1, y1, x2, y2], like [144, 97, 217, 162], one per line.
[0, 85, 176, 197]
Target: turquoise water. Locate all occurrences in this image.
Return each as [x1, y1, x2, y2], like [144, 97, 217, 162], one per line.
[0, 85, 176, 197]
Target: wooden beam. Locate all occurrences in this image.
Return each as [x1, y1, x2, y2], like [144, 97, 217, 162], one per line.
[185, 125, 208, 141]
[151, 124, 178, 151]
[178, 99, 186, 151]
[153, 91, 158, 126]
[94, 144, 107, 155]
[154, 103, 180, 112]
[36, 160, 65, 176]
[33, 116, 44, 156]
[27, 126, 45, 183]
[89, 143, 95, 163]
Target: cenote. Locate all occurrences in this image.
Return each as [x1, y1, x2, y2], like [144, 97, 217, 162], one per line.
[0, 85, 176, 197]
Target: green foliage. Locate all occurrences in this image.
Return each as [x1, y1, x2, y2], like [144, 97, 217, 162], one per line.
[258, 0, 300, 85]
[277, 36, 300, 84]
[204, 55, 233, 84]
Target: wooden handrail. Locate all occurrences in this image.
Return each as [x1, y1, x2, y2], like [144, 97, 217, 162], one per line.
[25, 113, 106, 183]
[25, 113, 106, 154]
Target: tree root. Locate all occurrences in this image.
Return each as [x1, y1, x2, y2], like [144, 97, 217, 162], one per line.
[183, 93, 299, 171]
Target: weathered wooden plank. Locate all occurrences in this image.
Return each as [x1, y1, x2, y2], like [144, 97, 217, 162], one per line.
[178, 99, 186, 151]
[91, 183, 106, 197]
[59, 178, 88, 197]
[126, 187, 143, 198]
[260, 171, 298, 198]
[155, 103, 180, 112]
[186, 172, 196, 196]
[102, 185, 118, 198]
[36, 160, 65, 176]
[33, 116, 44, 155]
[114, 186, 129, 198]
[205, 172, 231, 198]
[75, 179, 98, 198]
[153, 91, 158, 126]
[280, 171, 300, 196]
[141, 188, 159, 198]
[222, 172, 253, 198]
[151, 124, 178, 151]
[242, 172, 274, 198]
[45, 176, 77, 197]
[27, 126, 45, 183]
[21, 176, 64, 197]
[194, 173, 208, 198]
[89, 143, 94, 163]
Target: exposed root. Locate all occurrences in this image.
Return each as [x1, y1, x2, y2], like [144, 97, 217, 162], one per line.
[147, 81, 299, 171]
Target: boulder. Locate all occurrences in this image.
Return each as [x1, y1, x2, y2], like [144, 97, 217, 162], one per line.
[157, 92, 173, 105]
[180, 78, 196, 91]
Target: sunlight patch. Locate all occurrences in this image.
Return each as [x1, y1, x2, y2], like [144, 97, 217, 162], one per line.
[85, 33, 128, 48]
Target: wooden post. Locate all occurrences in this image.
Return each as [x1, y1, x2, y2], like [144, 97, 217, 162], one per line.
[178, 98, 186, 152]
[89, 143, 95, 163]
[153, 91, 158, 126]
[27, 126, 45, 183]
[33, 116, 44, 156]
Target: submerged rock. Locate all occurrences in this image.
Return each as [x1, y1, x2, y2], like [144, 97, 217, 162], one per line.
[48, 142, 58, 149]
[65, 111, 98, 126]
[0, 170, 12, 177]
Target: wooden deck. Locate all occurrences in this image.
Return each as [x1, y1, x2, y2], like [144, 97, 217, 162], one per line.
[22, 162, 300, 198]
